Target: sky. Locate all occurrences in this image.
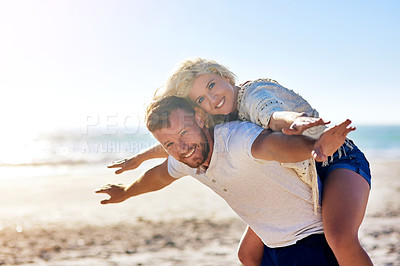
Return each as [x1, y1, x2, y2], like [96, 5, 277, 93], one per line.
[1, 0, 399, 138]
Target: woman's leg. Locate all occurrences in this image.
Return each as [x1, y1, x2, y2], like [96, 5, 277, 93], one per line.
[237, 226, 265, 266]
[322, 168, 372, 266]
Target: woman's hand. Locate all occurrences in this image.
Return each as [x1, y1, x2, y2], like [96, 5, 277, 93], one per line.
[282, 116, 330, 135]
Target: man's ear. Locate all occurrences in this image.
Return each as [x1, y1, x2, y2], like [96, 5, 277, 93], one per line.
[194, 107, 206, 128]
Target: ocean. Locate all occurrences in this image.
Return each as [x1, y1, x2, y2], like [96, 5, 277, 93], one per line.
[349, 125, 400, 161]
[0, 126, 159, 180]
[0, 125, 399, 180]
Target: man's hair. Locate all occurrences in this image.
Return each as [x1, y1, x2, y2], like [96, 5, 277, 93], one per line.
[145, 96, 195, 133]
[154, 58, 236, 100]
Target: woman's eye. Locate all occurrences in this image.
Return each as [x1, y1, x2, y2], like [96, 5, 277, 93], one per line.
[166, 142, 173, 148]
[198, 97, 204, 104]
[180, 131, 187, 137]
[208, 82, 215, 90]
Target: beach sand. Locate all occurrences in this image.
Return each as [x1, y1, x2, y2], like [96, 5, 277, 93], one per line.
[1, 160, 399, 265]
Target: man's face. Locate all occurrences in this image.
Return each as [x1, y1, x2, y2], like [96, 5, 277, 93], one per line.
[152, 109, 211, 168]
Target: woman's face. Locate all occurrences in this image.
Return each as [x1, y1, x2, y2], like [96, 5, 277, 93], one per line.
[188, 74, 237, 115]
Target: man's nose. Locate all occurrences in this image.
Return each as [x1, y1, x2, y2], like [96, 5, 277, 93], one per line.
[175, 140, 188, 153]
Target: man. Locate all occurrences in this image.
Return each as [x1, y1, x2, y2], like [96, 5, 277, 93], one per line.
[96, 96, 354, 265]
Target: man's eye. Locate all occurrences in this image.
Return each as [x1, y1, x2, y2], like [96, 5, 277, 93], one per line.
[180, 131, 187, 137]
[208, 82, 215, 90]
[198, 97, 204, 104]
[166, 143, 173, 148]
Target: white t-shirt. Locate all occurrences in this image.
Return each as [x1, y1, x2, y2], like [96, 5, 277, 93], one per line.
[167, 121, 324, 248]
[237, 79, 326, 212]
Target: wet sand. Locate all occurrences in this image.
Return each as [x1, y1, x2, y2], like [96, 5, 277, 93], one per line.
[1, 160, 399, 265]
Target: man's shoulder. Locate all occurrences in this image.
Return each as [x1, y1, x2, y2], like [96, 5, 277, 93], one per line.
[215, 120, 261, 131]
[214, 121, 264, 138]
[213, 121, 264, 155]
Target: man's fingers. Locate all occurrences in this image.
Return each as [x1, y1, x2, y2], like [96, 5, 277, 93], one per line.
[339, 119, 352, 128]
[328, 119, 353, 133]
[107, 158, 130, 168]
[95, 183, 125, 205]
[107, 162, 124, 168]
[343, 126, 356, 136]
[115, 169, 124, 175]
[95, 184, 114, 193]
[95, 188, 108, 194]
[96, 188, 111, 204]
[312, 150, 326, 162]
[346, 125, 356, 131]
[313, 119, 356, 162]
[107, 164, 121, 169]
[100, 199, 110, 204]
[336, 119, 355, 136]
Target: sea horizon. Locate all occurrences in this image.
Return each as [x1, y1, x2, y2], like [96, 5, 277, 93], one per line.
[1, 125, 399, 180]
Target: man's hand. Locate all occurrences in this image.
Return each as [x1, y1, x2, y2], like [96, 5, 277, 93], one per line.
[107, 156, 141, 175]
[107, 144, 168, 174]
[98, 160, 176, 205]
[312, 119, 355, 162]
[95, 183, 127, 204]
[282, 116, 330, 135]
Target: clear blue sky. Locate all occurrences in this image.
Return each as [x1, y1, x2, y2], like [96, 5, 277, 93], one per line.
[1, 0, 399, 136]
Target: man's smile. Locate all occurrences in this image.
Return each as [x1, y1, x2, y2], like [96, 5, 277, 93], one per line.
[182, 146, 196, 158]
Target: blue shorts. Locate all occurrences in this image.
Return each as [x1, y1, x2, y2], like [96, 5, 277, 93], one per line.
[316, 139, 372, 189]
[261, 234, 338, 266]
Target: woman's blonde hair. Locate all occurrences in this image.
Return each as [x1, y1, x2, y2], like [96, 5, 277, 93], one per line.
[154, 58, 236, 100]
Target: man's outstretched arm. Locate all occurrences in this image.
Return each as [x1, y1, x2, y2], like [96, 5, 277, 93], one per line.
[107, 143, 168, 175]
[251, 119, 355, 163]
[96, 158, 177, 204]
